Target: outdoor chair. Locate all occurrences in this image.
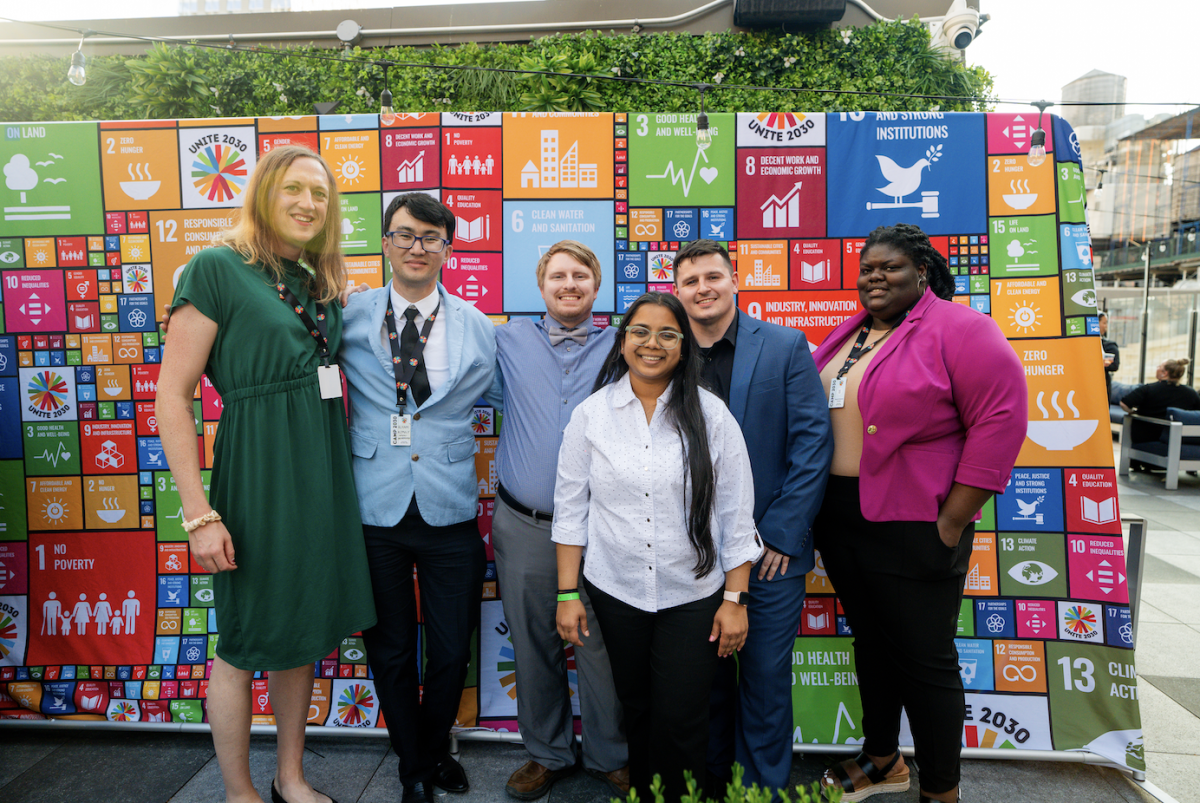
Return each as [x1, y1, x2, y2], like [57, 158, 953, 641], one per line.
[1118, 407, 1200, 490]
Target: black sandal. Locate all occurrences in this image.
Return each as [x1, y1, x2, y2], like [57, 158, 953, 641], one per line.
[821, 751, 910, 801]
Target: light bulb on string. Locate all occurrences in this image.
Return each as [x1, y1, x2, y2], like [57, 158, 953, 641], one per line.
[1027, 100, 1052, 167]
[378, 61, 395, 125]
[380, 88, 395, 126]
[1027, 129, 1046, 166]
[67, 33, 87, 86]
[696, 112, 712, 150]
[694, 83, 712, 151]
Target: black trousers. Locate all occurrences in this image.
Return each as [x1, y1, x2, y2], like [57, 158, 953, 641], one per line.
[361, 499, 486, 788]
[813, 475, 974, 795]
[586, 577, 723, 803]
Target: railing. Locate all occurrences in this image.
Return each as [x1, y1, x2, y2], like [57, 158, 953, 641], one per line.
[1100, 231, 1200, 271]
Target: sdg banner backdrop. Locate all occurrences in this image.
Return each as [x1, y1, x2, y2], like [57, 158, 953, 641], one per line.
[0, 111, 1141, 769]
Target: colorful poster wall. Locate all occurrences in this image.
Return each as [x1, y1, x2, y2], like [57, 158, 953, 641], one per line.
[0, 112, 1140, 770]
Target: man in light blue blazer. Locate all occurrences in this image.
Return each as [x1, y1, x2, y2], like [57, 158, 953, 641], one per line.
[674, 240, 832, 800]
[340, 193, 498, 803]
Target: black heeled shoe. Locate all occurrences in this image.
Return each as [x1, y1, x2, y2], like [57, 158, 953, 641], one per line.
[272, 779, 341, 803]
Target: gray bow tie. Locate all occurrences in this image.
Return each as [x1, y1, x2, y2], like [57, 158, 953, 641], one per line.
[548, 326, 588, 346]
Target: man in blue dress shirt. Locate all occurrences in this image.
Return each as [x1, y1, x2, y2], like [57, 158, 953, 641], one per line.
[491, 241, 629, 800]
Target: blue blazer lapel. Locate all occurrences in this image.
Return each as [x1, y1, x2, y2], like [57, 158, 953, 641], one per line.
[729, 310, 763, 425]
[368, 287, 395, 378]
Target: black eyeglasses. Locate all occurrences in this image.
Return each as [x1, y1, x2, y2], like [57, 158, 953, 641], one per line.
[385, 231, 452, 252]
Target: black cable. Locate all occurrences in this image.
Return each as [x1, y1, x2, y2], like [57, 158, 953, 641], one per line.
[4, 15, 1200, 110]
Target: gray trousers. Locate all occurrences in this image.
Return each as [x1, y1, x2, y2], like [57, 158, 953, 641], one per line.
[492, 495, 627, 773]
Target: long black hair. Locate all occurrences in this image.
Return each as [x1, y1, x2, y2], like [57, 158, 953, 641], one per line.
[593, 292, 717, 579]
[862, 223, 955, 300]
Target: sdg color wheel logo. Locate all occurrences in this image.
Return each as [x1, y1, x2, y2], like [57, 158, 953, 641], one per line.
[191, 143, 248, 203]
[335, 683, 375, 726]
[27, 371, 69, 414]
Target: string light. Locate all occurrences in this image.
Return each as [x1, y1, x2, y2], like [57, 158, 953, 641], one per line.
[695, 83, 712, 150]
[67, 32, 88, 86]
[379, 61, 395, 125]
[1027, 100, 1052, 167]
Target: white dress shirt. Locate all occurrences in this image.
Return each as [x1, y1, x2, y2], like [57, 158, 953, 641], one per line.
[387, 283, 449, 395]
[552, 374, 763, 612]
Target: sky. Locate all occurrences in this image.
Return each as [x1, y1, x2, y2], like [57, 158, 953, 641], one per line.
[6, 0, 1197, 120]
[967, 0, 1195, 120]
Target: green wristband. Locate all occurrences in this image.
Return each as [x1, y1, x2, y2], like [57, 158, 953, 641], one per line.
[557, 592, 581, 603]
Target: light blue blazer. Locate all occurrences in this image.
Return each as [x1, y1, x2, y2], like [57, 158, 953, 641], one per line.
[339, 284, 497, 528]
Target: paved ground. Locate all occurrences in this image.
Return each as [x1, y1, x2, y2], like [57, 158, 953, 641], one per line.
[1, 441, 1195, 803]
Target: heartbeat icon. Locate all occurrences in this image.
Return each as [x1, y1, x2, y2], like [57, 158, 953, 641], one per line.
[645, 146, 718, 198]
[35, 441, 73, 467]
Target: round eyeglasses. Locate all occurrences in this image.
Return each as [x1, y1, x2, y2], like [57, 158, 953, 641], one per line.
[625, 326, 684, 349]
[385, 231, 452, 252]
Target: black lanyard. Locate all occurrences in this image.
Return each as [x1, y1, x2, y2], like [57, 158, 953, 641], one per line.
[835, 309, 911, 380]
[277, 283, 331, 367]
[384, 294, 441, 410]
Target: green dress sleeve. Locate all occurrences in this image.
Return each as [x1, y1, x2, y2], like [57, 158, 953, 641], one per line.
[171, 246, 235, 325]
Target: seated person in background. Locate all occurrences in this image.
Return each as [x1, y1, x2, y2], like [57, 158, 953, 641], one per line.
[1121, 358, 1200, 444]
[1099, 312, 1120, 397]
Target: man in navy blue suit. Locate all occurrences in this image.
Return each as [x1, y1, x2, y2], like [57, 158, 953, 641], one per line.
[673, 240, 832, 798]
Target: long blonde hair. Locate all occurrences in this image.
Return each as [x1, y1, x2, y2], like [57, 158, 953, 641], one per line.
[214, 145, 345, 303]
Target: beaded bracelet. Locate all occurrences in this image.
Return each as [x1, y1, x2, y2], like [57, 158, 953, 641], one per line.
[182, 510, 222, 533]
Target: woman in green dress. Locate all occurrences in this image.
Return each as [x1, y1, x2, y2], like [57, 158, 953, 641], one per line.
[157, 145, 376, 803]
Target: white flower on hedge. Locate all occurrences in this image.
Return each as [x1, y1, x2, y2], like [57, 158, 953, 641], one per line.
[611, 67, 621, 76]
[279, 94, 287, 103]
[783, 56, 797, 67]
[713, 72, 724, 84]
[272, 82, 284, 91]
[841, 29, 854, 44]
[356, 86, 367, 96]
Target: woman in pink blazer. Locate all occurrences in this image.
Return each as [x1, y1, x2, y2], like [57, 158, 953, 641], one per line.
[812, 224, 1027, 803]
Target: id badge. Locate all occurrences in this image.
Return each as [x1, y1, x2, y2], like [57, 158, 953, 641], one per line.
[391, 414, 412, 447]
[317, 364, 343, 399]
[828, 376, 846, 409]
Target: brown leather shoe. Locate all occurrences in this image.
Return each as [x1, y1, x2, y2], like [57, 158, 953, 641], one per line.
[587, 766, 630, 797]
[505, 760, 577, 800]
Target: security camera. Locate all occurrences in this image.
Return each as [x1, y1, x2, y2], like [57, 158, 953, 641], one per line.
[940, 0, 986, 50]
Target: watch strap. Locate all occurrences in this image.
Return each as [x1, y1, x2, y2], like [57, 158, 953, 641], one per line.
[723, 590, 748, 606]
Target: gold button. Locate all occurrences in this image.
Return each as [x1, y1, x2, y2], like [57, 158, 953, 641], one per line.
[867, 425, 877, 435]
[412, 454, 419, 461]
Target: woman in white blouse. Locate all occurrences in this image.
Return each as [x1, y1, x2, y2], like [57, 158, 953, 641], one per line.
[553, 292, 763, 802]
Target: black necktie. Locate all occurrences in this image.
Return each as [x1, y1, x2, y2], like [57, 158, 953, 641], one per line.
[400, 306, 431, 407]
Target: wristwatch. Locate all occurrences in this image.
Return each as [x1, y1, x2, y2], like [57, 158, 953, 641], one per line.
[723, 590, 749, 606]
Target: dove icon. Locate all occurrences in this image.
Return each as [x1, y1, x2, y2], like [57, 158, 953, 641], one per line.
[865, 145, 944, 218]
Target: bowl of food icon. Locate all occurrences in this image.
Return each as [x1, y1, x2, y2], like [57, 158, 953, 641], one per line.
[1026, 420, 1098, 450]
[1002, 193, 1038, 210]
[120, 180, 161, 201]
[96, 508, 127, 523]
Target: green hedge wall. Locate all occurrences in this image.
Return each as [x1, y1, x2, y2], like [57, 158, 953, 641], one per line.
[0, 22, 992, 122]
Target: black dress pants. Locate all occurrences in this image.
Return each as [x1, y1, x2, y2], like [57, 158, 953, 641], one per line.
[586, 577, 723, 803]
[813, 475, 974, 796]
[361, 499, 486, 788]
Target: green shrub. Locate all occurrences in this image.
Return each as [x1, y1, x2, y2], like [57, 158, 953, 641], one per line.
[0, 21, 992, 123]
[615, 763, 842, 803]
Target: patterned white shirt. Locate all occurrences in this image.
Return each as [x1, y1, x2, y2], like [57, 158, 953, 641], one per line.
[552, 374, 763, 612]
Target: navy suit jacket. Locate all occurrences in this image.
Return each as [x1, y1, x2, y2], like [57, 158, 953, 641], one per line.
[728, 310, 832, 578]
